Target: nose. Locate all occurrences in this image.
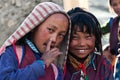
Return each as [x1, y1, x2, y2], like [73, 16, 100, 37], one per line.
[50, 34, 57, 44]
[78, 39, 86, 46]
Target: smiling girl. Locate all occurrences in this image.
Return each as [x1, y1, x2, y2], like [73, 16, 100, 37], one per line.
[64, 7, 114, 80]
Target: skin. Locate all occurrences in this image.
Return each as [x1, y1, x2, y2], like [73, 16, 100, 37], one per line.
[110, 0, 120, 16]
[32, 13, 69, 67]
[69, 26, 95, 58]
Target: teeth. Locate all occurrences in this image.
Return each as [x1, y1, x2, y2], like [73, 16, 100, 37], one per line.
[79, 50, 85, 53]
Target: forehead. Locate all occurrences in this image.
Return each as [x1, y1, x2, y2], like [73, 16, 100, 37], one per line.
[73, 25, 92, 34]
[39, 13, 69, 31]
[48, 13, 68, 21]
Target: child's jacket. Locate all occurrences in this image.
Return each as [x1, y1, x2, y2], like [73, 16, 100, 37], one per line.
[0, 45, 62, 80]
[64, 54, 114, 80]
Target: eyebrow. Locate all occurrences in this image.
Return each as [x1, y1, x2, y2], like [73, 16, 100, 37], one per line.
[50, 24, 67, 33]
[49, 24, 57, 29]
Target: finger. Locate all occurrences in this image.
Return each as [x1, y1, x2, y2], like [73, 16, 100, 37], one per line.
[57, 52, 63, 55]
[46, 39, 52, 51]
[52, 51, 63, 57]
[50, 48, 59, 52]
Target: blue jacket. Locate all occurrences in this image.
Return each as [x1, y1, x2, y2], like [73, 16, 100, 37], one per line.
[0, 45, 63, 80]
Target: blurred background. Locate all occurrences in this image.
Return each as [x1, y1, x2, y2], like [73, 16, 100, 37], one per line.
[0, 0, 116, 47]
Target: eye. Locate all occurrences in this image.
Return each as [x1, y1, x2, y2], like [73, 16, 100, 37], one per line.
[72, 35, 79, 40]
[48, 28, 55, 33]
[59, 33, 65, 38]
[112, 2, 118, 6]
[113, 4, 117, 6]
[85, 34, 93, 39]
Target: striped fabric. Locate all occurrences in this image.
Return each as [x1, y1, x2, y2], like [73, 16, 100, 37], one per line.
[0, 2, 71, 59]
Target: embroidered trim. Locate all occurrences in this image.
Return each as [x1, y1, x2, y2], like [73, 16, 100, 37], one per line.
[25, 38, 39, 53]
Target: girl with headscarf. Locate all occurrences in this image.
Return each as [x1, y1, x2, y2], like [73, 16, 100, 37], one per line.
[0, 2, 71, 80]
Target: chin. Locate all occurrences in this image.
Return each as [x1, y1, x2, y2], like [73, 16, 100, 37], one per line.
[38, 48, 44, 54]
[78, 54, 87, 58]
[41, 50, 45, 54]
[79, 55, 85, 58]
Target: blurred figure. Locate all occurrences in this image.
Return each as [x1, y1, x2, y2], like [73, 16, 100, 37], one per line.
[102, 0, 120, 68]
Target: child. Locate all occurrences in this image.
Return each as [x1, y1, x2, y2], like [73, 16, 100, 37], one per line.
[102, 0, 120, 67]
[64, 7, 114, 80]
[114, 19, 120, 79]
[0, 2, 71, 80]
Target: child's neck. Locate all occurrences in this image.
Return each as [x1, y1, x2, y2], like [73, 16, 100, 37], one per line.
[68, 53, 92, 70]
[69, 52, 89, 64]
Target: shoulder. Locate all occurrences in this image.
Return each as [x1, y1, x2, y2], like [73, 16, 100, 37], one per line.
[0, 45, 18, 65]
[93, 54, 114, 79]
[94, 54, 113, 75]
[97, 54, 111, 63]
[1, 45, 15, 56]
[95, 54, 112, 68]
[112, 16, 119, 22]
[1, 45, 24, 62]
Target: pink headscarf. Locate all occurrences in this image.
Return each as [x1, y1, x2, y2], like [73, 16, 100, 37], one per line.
[0, 2, 71, 67]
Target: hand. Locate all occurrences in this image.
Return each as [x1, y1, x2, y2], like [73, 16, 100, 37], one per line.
[41, 40, 62, 68]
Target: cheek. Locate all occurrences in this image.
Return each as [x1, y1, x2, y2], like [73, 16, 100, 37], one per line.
[39, 29, 50, 40]
[34, 34, 43, 47]
[113, 6, 118, 11]
[55, 38, 64, 47]
[39, 30, 48, 37]
[33, 30, 48, 44]
[70, 40, 78, 47]
[89, 39, 96, 48]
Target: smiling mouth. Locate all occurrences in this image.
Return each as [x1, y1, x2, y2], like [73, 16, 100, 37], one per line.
[74, 48, 88, 54]
[79, 50, 85, 53]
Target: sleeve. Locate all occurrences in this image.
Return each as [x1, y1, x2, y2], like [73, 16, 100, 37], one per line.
[0, 47, 45, 80]
[101, 21, 110, 35]
[101, 58, 114, 80]
[114, 57, 120, 80]
[56, 67, 63, 80]
[101, 17, 113, 35]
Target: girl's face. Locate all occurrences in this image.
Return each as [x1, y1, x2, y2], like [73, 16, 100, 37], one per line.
[111, 0, 120, 16]
[69, 26, 95, 58]
[33, 13, 69, 53]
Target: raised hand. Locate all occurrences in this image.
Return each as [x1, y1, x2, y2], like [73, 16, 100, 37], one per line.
[41, 39, 62, 67]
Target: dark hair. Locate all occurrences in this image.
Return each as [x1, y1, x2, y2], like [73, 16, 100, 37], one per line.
[67, 7, 86, 15]
[67, 7, 102, 53]
[109, 0, 112, 6]
[16, 31, 32, 45]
